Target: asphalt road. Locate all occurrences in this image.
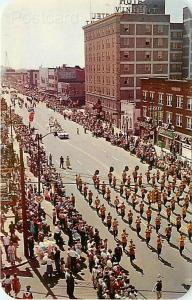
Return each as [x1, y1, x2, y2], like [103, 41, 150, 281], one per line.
[4, 91, 192, 299]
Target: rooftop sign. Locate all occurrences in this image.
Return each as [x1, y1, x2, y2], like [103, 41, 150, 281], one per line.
[85, 0, 145, 25]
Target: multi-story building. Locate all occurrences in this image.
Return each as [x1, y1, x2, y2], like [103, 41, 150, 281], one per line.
[28, 70, 39, 89]
[140, 77, 192, 159]
[57, 65, 85, 105]
[58, 82, 85, 105]
[39, 67, 58, 94]
[170, 23, 183, 79]
[183, 7, 192, 79]
[2, 69, 29, 88]
[83, 10, 170, 126]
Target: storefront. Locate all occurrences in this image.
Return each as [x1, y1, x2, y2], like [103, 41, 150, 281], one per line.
[157, 128, 175, 150]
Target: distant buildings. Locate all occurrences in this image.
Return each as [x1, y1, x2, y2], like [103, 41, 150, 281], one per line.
[28, 70, 39, 89]
[38, 65, 85, 104]
[83, 2, 192, 127]
[140, 77, 192, 158]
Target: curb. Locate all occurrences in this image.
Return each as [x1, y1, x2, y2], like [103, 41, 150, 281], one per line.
[2, 256, 38, 270]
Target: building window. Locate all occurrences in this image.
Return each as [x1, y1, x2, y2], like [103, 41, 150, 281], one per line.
[124, 65, 130, 72]
[145, 52, 150, 60]
[149, 92, 154, 100]
[158, 93, 163, 104]
[124, 25, 129, 32]
[158, 38, 163, 47]
[158, 51, 163, 60]
[187, 98, 192, 110]
[124, 51, 129, 58]
[166, 94, 172, 106]
[158, 25, 164, 33]
[145, 65, 150, 72]
[176, 95, 183, 108]
[186, 117, 192, 130]
[124, 78, 129, 85]
[158, 65, 163, 72]
[166, 112, 172, 124]
[143, 91, 147, 100]
[145, 39, 150, 46]
[176, 114, 182, 127]
[145, 25, 151, 33]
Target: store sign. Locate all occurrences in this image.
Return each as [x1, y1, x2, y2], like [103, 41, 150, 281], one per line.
[159, 128, 175, 139]
[85, 0, 145, 24]
[115, 0, 145, 13]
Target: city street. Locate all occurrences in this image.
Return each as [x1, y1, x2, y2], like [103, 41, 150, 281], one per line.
[3, 91, 192, 299]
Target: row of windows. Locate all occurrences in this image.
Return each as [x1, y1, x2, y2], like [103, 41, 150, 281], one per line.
[86, 64, 115, 73]
[87, 75, 115, 85]
[85, 25, 115, 40]
[121, 37, 167, 47]
[122, 24, 168, 35]
[87, 86, 115, 97]
[143, 92, 192, 110]
[86, 38, 115, 51]
[143, 108, 192, 130]
[86, 52, 115, 62]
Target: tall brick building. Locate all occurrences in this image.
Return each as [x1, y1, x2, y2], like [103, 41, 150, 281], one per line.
[83, 3, 192, 126]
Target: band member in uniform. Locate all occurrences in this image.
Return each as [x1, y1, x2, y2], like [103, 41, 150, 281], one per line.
[100, 204, 106, 222]
[108, 171, 113, 186]
[78, 177, 83, 193]
[166, 206, 172, 222]
[176, 215, 181, 232]
[135, 216, 141, 236]
[106, 187, 111, 204]
[121, 229, 128, 250]
[165, 224, 172, 243]
[101, 181, 106, 198]
[155, 214, 161, 234]
[95, 196, 100, 214]
[187, 221, 192, 241]
[88, 190, 93, 206]
[139, 201, 144, 217]
[112, 176, 117, 190]
[178, 234, 185, 255]
[119, 182, 124, 197]
[156, 234, 162, 259]
[145, 225, 152, 246]
[119, 202, 126, 219]
[128, 239, 136, 264]
[146, 207, 152, 224]
[112, 218, 119, 238]
[83, 183, 88, 199]
[127, 209, 133, 227]
[114, 196, 120, 212]
[106, 213, 112, 231]
[125, 188, 131, 202]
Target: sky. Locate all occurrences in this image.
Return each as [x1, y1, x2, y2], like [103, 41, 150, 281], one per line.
[0, 0, 192, 69]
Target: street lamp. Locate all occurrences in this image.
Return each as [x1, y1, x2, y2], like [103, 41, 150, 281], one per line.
[36, 130, 58, 195]
[126, 116, 129, 143]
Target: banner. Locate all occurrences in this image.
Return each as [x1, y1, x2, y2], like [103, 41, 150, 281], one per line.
[29, 111, 35, 122]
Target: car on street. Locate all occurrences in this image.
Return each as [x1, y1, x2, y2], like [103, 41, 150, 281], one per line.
[57, 131, 69, 139]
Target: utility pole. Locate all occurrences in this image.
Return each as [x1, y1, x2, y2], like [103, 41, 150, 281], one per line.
[10, 105, 13, 139]
[19, 146, 29, 258]
[37, 134, 41, 195]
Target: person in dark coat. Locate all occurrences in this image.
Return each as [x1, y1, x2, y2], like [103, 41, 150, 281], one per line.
[28, 236, 34, 259]
[66, 271, 75, 299]
[54, 248, 61, 275]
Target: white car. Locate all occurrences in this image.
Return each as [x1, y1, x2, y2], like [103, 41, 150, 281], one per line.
[57, 132, 69, 139]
